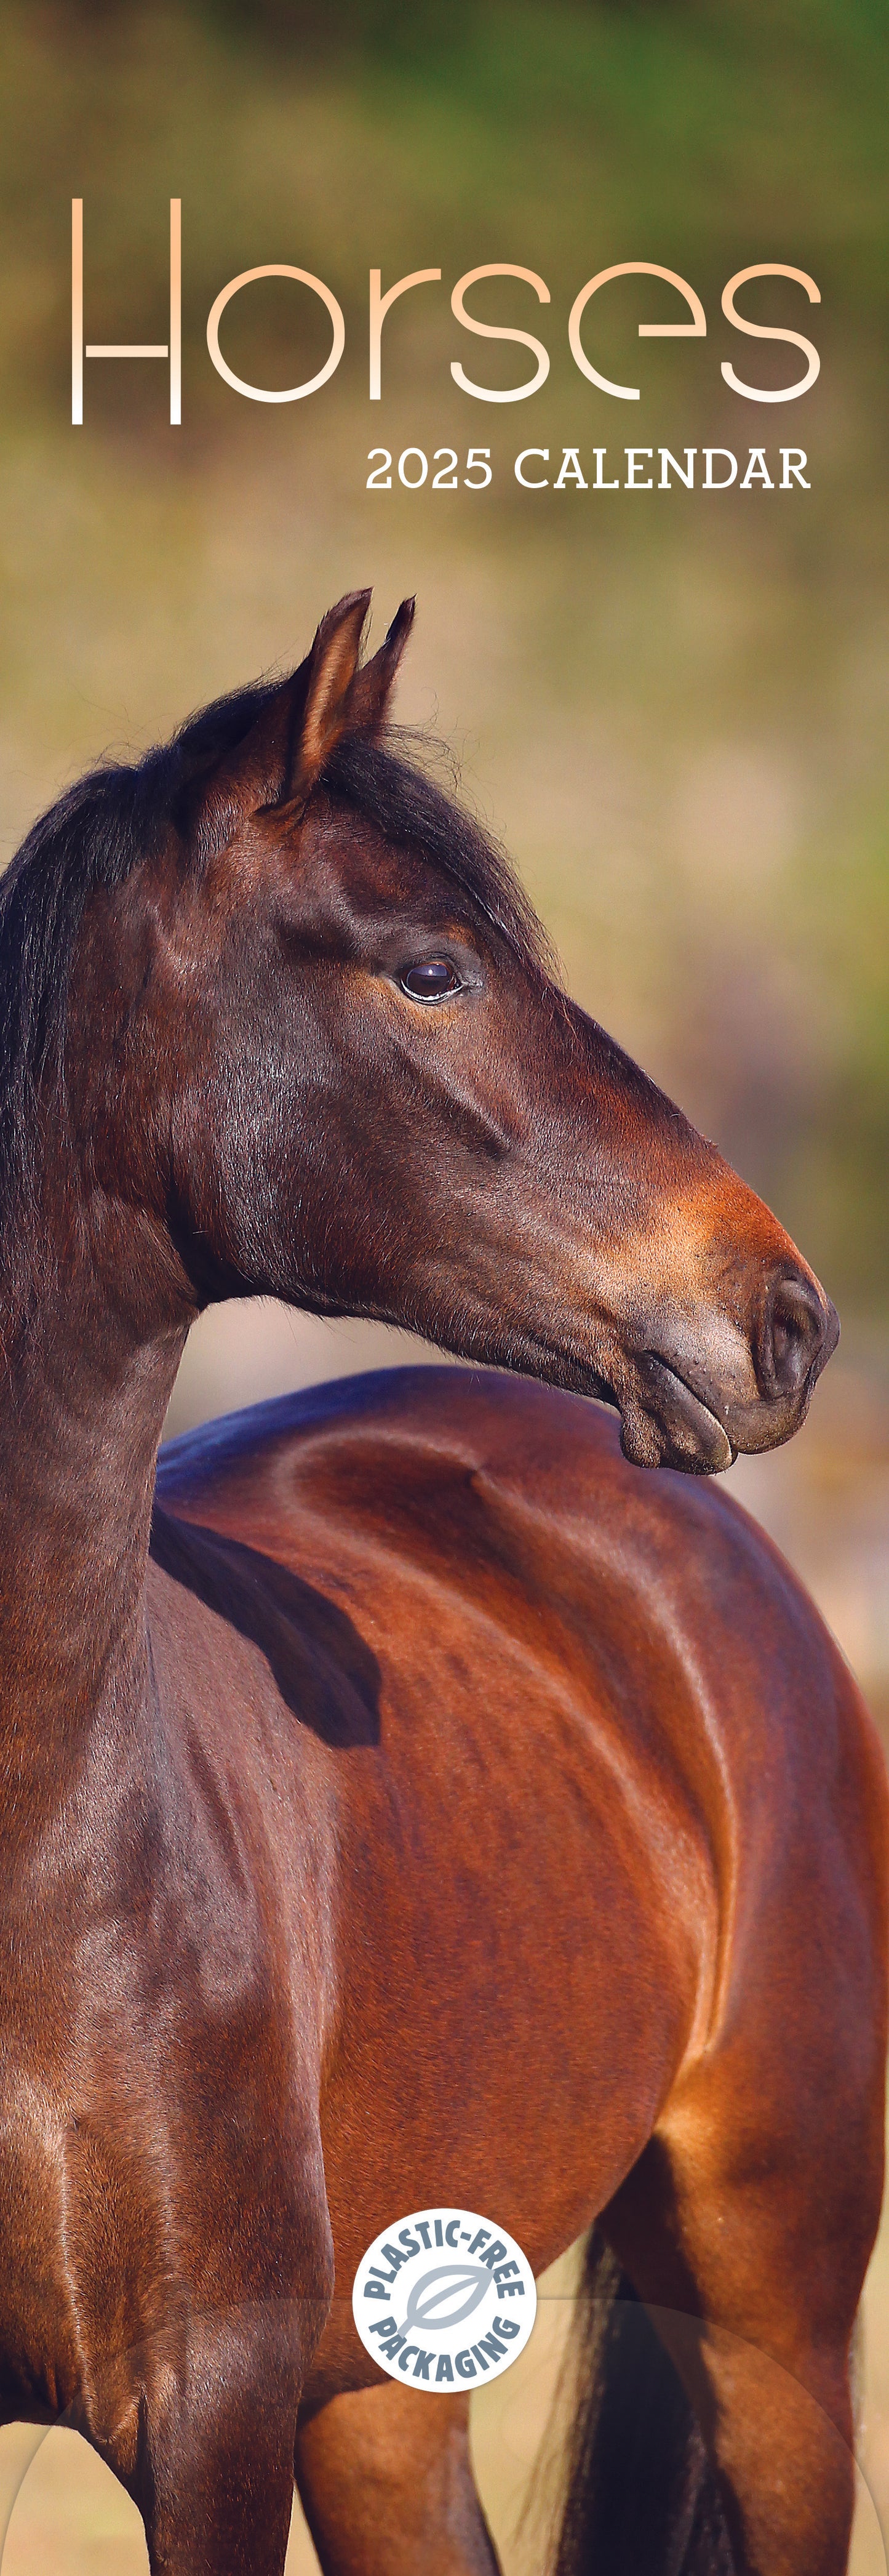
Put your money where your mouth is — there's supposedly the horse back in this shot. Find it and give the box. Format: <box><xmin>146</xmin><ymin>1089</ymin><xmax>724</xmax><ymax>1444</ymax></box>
<box><xmin>155</xmin><ymin>1362</ymin><xmax>888</xmax><ymax>2095</ymax></box>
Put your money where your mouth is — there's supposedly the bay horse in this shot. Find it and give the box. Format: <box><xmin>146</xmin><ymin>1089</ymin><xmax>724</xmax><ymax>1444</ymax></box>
<box><xmin>0</xmin><ymin>589</ymin><xmax>884</xmax><ymax>2576</ymax></box>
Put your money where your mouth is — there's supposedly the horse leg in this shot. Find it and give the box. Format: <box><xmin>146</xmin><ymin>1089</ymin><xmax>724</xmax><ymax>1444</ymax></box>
<box><xmin>127</xmin><ymin>2307</ymin><xmax>309</xmax><ymax>2576</ymax></box>
<box><xmin>554</xmin><ymin>1666</ymin><xmax>887</xmax><ymax>2576</ymax></box>
<box><xmin>591</xmin><ymin>2087</ymin><xmax>880</xmax><ymax>2576</ymax></box>
<box><xmin>295</xmin><ymin>2383</ymin><xmax>500</xmax><ymax>2575</ymax></box>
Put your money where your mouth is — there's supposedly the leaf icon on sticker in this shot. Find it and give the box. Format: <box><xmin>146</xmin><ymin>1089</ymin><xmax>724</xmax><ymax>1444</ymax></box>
<box><xmin>398</xmin><ymin>2263</ymin><xmax>492</xmax><ymax>2338</ymax></box>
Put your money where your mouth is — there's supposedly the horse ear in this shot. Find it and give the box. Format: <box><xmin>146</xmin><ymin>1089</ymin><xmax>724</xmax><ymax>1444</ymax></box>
<box><xmin>189</xmin><ymin>588</ymin><xmax>414</xmax><ymax>849</ymax></box>
<box><xmin>344</xmin><ymin>596</ymin><xmax>415</xmax><ymax>737</ymax></box>
<box><xmin>189</xmin><ymin>592</ymin><xmax>371</xmax><ymax>845</ymax></box>
<box><xmin>282</xmin><ymin>591</ymin><xmax>414</xmax><ymax>801</ymax></box>
<box><xmin>284</xmin><ymin>588</ymin><xmax>374</xmax><ymax>805</ymax></box>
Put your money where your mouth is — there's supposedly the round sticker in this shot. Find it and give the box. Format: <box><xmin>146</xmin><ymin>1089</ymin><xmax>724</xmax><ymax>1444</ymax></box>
<box><xmin>352</xmin><ymin>2205</ymin><xmax>537</xmax><ymax>2391</ymax></box>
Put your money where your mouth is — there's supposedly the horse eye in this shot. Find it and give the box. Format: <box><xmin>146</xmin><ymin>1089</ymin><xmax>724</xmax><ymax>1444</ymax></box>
<box><xmin>399</xmin><ymin>959</ymin><xmax>463</xmax><ymax>1001</ymax></box>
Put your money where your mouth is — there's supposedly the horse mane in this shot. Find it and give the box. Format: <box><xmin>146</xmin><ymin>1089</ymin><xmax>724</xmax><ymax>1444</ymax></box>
<box><xmin>0</xmin><ymin>674</ymin><xmax>551</xmax><ymax>1235</ymax></box>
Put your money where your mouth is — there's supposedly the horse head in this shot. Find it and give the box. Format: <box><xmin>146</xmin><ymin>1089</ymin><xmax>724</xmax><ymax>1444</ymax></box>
<box><xmin>41</xmin><ymin>589</ymin><xmax>836</xmax><ymax>1474</ymax></box>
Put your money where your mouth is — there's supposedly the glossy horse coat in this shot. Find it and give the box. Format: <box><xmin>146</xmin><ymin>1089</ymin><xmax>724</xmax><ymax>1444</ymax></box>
<box><xmin>0</xmin><ymin>592</ymin><xmax>882</xmax><ymax>2576</ymax></box>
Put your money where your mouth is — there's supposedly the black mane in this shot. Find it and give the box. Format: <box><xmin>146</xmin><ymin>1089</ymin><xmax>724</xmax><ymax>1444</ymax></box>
<box><xmin>0</xmin><ymin>675</ymin><xmax>549</xmax><ymax>1231</ymax></box>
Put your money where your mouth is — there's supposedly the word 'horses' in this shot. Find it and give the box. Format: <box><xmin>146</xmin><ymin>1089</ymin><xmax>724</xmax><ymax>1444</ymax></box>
<box><xmin>0</xmin><ymin>593</ymin><xmax>883</xmax><ymax>2576</ymax></box>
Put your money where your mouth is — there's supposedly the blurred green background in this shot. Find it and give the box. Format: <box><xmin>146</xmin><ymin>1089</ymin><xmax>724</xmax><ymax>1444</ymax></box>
<box><xmin>1</xmin><ymin>0</ymin><xmax>887</xmax><ymax>2565</ymax></box>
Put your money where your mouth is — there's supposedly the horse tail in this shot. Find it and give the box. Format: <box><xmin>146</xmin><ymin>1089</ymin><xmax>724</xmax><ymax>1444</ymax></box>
<box><xmin>552</xmin><ymin>2226</ymin><xmax>735</xmax><ymax>2574</ymax></box>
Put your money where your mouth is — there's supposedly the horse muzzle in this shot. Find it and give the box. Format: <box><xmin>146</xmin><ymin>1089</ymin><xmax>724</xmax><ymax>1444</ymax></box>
<box><xmin>619</xmin><ymin>1265</ymin><xmax>839</xmax><ymax>1475</ymax></box>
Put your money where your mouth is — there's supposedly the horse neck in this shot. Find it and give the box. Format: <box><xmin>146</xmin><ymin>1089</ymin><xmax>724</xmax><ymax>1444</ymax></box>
<box><xmin>0</xmin><ymin>1198</ymin><xmax>191</xmax><ymax>1759</ymax></box>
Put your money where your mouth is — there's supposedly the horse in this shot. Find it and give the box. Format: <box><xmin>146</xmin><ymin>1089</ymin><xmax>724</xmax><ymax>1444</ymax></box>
<box><xmin>0</xmin><ymin>587</ymin><xmax>883</xmax><ymax>2576</ymax></box>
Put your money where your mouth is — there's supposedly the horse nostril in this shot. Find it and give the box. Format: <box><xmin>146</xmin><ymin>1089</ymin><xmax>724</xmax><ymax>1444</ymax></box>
<box><xmin>760</xmin><ymin>1270</ymin><xmax>837</xmax><ymax>1399</ymax></box>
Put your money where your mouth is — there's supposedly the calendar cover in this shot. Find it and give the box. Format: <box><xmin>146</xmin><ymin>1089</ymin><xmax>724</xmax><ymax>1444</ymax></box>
<box><xmin>0</xmin><ymin>4</ymin><xmax>886</xmax><ymax>2570</ymax></box>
